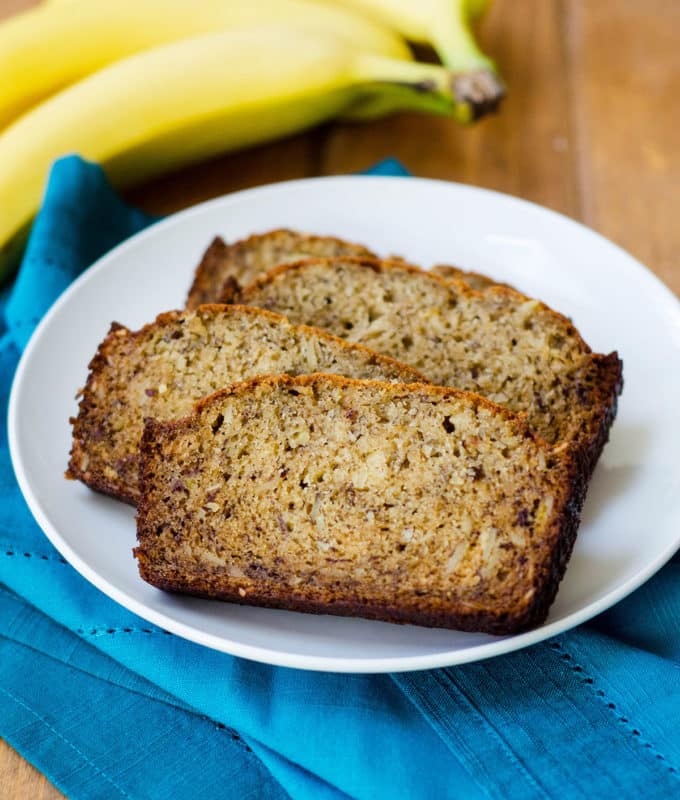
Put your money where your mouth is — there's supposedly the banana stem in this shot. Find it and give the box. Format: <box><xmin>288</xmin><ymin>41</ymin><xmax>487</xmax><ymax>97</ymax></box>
<box><xmin>431</xmin><ymin>1</ymin><xmax>505</xmax><ymax>119</ymax></box>
<box><xmin>351</xmin><ymin>53</ymin><xmax>472</xmax><ymax>123</ymax></box>
<box><xmin>342</xmin><ymin>85</ymin><xmax>456</xmax><ymax>122</ymax></box>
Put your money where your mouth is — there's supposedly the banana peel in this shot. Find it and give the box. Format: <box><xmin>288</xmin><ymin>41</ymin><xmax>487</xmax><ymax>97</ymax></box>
<box><xmin>0</xmin><ymin>27</ymin><xmax>478</xmax><ymax>284</ymax></box>
<box><xmin>0</xmin><ymin>1</ymin><xmax>506</xmax><ymax>283</ymax></box>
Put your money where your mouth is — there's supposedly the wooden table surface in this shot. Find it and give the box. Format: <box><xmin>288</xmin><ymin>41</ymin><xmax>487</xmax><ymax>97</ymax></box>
<box><xmin>1</xmin><ymin>0</ymin><xmax>678</xmax><ymax>797</ymax></box>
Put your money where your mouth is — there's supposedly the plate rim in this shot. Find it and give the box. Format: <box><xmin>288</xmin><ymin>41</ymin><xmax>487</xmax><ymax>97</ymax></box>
<box><xmin>8</xmin><ymin>174</ymin><xmax>680</xmax><ymax>673</ymax></box>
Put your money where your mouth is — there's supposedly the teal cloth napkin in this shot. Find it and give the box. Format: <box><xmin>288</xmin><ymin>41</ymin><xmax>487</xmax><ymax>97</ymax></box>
<box><xmin>2</xmin><ymin>156</ymin><xmax>680</xmax><ymax>800</ymax></box>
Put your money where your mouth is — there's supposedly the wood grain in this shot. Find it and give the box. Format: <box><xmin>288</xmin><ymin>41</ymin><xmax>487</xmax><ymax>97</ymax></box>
<box><xmin>1</xmin><ymin>0</ymin><xmax>678</xmax><ymax>797</ymax></box>
<box><xmin>126</xmin><ymin>129</ymin><xmax>326</xmax><ymax>216</ymax></box>
<box><xmin>566</xmin><ymin>0</ymin><xmax>680</xmax><ymax>293</ymax></box>
<box><xmin>0</xmin><ymin>738</ymin><xmax>65</xmax><ymax>800</ymax></box>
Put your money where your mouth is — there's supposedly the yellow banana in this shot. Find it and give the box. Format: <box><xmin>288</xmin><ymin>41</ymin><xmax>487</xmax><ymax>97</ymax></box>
<box><xmin>0</xmin><ymin>0</ymin><xmax>409</xmax><ymax>128</ymax></box>
<box><xmin>0</xmin><ymin>24</ymin><xmax>463</xmax><ymax>282</ymax></box>
<box><xmin>465</xmin><ymin>0</ymin><xmax>490</xmax><ymax>24</ymax></box>
<box><xmin>317</xmin><ymin>0</ymin><xmax>504</xmax><ymax>116</ymax></box>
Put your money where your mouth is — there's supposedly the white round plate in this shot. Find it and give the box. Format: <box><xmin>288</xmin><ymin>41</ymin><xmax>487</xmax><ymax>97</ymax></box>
<box><xmin>9</xmin><ymin>176</ymin><xmax>680</xmax><ymax>673</ymax></box>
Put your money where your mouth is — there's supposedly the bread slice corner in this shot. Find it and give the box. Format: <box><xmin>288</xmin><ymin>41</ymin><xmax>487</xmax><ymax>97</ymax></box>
<box><xmin>186</xmin><ymin>229</ymin><xmax>376</xmax><ymax>309</ymax></box>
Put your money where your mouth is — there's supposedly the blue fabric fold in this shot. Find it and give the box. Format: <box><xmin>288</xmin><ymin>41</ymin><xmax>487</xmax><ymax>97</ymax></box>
<box><xmin>0</xmin><ymin>588</ymin><xmax>283</xmax><ymax>800</ymax></box>
<box><xmin>1</xmin><ymin>155</ymin><xmax>679</xmax><ymax>800</ymax></box>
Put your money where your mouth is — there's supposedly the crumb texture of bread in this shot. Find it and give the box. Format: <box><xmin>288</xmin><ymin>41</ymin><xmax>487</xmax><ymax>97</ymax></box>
<box><xmin>237</xmin><ymin>258</ymin><xmax>623</xmax><ymax>471</ymax></box>
<box><xmin>67</xmin><ymin>305</ymin><xmax>423</xmax><ymax>504</ymax></box>
<box><xmin>136</xmin><ymin>374</ymin><xmax>585</xmax><ymax>634</ymax></box>
<box><xmin>186</xmin><ymin>229</ymin><xmax>375</xmax><ymax>309</ymax></box>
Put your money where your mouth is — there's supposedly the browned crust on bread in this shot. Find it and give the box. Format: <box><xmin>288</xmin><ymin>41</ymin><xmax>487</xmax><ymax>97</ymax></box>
<box><xmin>185</xmin><ymin>237</ymin><xmax>230</xmax><ymax>310</ymax></box>
<box><xmin>187</xmin><ymin>229</ymin><xmax>375</xmax><ymax>309</ymax></box>
<box><xmin>133</xmin><ymin>555</ymin><xmax>573</xmax><ymax>635</ymax></box>
<box><xmin>66</xmin><ymin>305</ymin><xmax>426</xmax><ymax>505</ymax></box>
<box><xmin>135</xmin><ymin>373</ymin><xmax>587</xmax><ymax>635</ymax></box>
<box><xmin>186</xmin><ymin>371</ymin><xmax>522</xmax><ymax>423</ymax></box>
<box><xmin>66</xmin><ymin>320</ymin><xmax>140</xmax><ymax>505</ymax></box>
<box><xmin>577</xmin><ymin>351</ymin><xmax>623</xmax><ymax>478</ymax></box>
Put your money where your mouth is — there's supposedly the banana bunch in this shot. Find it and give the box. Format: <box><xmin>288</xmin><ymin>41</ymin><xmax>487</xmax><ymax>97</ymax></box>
<box><xmin>0</xmin><ymin>0</ymin><xmax>503</xmax><ymax>281</ymax></box>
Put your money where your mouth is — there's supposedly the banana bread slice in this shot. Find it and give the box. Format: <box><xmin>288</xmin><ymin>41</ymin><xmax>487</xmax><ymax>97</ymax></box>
<box><xmin>66</xmin><ymin>304</ymin><xmax>424</xmax><ymax>505</ymax></box>
<box><xmin>186</xmin><ymin>229</ymin><xmax>375</xmax><ymax>309</ymax></box>
<box><xmin>135</xmin><ymin>373</ymin><xmax>585</xmax><ymax>634</ymax></box>
<box><xmin>432</xmin><ymin>264</ymin><xmax>513</xmax><ymax>291</ymax></box>
<box><xmin>233</xmin><ymin>257</ymin><xmax>623</xmax><ymax>474</ymax></box>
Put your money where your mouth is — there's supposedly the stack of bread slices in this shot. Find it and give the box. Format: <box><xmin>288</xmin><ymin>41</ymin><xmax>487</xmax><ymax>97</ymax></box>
<box><xmin>67</xmin><ymin>229</ymin><xmax>622</xmax><ymax>634</ymax></box>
